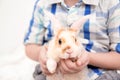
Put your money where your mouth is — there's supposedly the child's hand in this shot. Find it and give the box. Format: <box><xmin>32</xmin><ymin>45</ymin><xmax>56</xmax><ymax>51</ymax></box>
<box><xmin>59</xmin><ymin>50</ymin><xmax>89</xmax><ymax>74</ymax></box>
<box><xmin>38</xmin><ymin>45</ymin><xmax>51</xmax><ymax>75</ymax></box>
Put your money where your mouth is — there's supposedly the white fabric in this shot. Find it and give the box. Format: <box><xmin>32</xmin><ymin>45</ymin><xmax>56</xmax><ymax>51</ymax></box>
<box><xmin>0</xmin><ymin>45</ymin><xmax>38</xmax><ymax>80</ymax></box>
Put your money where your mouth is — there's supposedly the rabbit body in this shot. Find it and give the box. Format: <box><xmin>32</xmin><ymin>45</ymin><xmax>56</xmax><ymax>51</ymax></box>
<box><xmin>44</xmin><ymin>10</ymin><xmax>93</xmax><ymax>80</ymax></box>
<box><xmin>46</xmin><ymin>28</ymin><xmax>89</xmax><ymax>80</ymax></box>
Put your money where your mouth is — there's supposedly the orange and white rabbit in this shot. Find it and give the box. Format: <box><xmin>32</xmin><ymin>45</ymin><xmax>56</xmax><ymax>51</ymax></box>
<box><xmin>44</xmin><ymin>10</ymin><xmax>93</xmax><ymax>80</ymax></box>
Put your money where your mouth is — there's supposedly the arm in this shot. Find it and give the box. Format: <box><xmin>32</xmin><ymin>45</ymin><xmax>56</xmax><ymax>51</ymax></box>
<box><xmin>25</xmin><ymin>44</ymin><xmax>42</xmax><ymax>62</ymax></box>
<box><xmin>59</xmin><ymin>51</ymin><xmax>120</xmax><ymax>74</ymax></box>
<box><xmin>87</xmin><ymin>0</ymin><xmax>120</xmax><ymax>70</ymax></box>
<box><xmin>24</xmin><ymin>0</ymin><xmax>54</xmax><ymax>75</ymax></box>
<box><xmin>25</xmin><ymin>44</ymin><xmax>51</xmax><ymax>74</ymax></box>
<box><xmin>89</xmin><ymin>51</ymin><xmax>120</xmax><ymax>69</ymax></box>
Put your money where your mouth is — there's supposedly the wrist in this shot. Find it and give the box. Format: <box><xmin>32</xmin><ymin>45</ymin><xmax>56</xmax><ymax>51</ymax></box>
<box><xmin>87</xmin><ymin>52</ymin><xmax>100</xmax><ymax>67</ymax></box>
<box><xmin>86</xmin><ymin>51</ymin><xmax>92</xmax><ymax>65</ymax></box>
<box><xmin>38</xmin><ymin>45</ymin><xmax>47</xmax><ymax>60</ymax></box>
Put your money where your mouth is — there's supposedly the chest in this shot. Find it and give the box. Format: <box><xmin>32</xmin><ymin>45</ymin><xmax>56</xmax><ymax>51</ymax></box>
<box><xmin>44</xmin><ymin>4</ymin><xmax>108</xmax><ymax>38</ymax></box>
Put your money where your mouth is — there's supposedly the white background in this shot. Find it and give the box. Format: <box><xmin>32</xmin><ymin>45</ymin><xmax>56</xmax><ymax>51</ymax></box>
<box><xmin>0</xmin><ymin>0</ymin><xmax>38</xmax><ymax>80</ymax></box>
<box><xmin>0</xmin><ymin>0</ymin><xmax>35</xmax><ymax>55</ymax></box>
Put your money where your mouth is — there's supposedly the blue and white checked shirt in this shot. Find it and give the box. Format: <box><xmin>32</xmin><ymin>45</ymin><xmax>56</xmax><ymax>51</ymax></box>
<box><xmin>24</xmin><ymin>0</ymin><xmax>120</xmax><ymax>79</ymax></box>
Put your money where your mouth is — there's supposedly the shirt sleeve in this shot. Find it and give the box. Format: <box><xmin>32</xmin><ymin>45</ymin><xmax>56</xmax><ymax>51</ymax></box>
<box><xmin>24</xmin><ymin>0</ymin><xmax>46</xmax><ymax>45</ymax></box>
<box><xmin>107</xmin><ymin>2</ymin><xmax>120</xmax><ymax>53</ymax></box>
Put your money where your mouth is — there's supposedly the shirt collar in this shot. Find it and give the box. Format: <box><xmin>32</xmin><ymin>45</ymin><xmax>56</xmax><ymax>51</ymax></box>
<box><xmin>47</xmin><ymin>0</ymin><xmax>62</xmax><ymax>4</ymax></box>
<box><xmin>48</xmin><ymin>0</ymin><xmax>100</xmax><ymax>6</ymax></box>
<box><xmin>82</xmin><ymin>0</ymin><xmax>100</xmax><ymax>6</ymax></box>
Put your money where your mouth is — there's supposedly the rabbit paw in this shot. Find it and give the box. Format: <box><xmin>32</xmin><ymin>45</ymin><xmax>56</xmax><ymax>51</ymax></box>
<box><xmin>46</xmin><ymin>58</ymin><xmax>57</xmax><ymax>73</ymax></box>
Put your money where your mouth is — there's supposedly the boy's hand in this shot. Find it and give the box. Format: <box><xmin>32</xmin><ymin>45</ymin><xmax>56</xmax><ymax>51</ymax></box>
<box><xmin>38</xmin><ymin>45</ymin><xmax>51</xmax><ymax>75</ymax></box>
<box><xmin>59</xmin><ymin>50</ymin><xmax>89</xmax><ymax>74</ymax></box>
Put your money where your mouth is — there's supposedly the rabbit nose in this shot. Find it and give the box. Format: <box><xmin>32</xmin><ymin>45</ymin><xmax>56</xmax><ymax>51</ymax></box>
<box><xmin>63</xmin><ymin>46</ymin><xmax>73</xmax><ymax>54</ymax></box>
<box><xmin>66</xmin><ymin>48</ymin><xmax>73</xmax><ymax>54</ymax></box>
<box><xmin>66</xmin><ymin>49</ymin><xmax>73</xmax><ymax>54</ymax></box>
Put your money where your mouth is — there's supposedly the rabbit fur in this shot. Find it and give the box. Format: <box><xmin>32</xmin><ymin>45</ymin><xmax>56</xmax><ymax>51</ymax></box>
<box><xmin>44</xmin><ymin>10</ymin><xmax>93</xmax><ymax>80</ymax></box>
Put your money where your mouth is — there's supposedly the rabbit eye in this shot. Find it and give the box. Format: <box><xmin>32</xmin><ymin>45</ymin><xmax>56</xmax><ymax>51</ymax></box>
<box><xmin>58</xmin><ymin>39</ymin><xmax>62</xmax><ymax>45</ymax></box>
<box><xmin>73</xmin><ymin>36</ymin><xmax>77</xmax><ymax>42</ymax></box>
<box><xmin>75</xmin><ymin>38</ymin><xmax>77</xmax><ymax>42</ymax></box>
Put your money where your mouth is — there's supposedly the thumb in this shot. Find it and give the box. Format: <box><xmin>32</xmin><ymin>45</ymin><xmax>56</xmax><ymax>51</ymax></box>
<box><xmin>76</xmin><ymin>58</ymin><xmax>82</xmax><ymax>66</ymax></box>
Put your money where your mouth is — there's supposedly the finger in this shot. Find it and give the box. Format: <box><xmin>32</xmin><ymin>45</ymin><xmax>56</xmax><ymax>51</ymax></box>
<box><xmin>59</xmin><ymin>60</ymin><xmax>69</xmax><ymax>74</ymax></box>
<box><xmin>39</xmin><ymin>48</ymin><xmax>47</xmax><ymax>65</ymax></box>
<box><xmin>75</xmin><ymin>55</ymin><xmax>89</xmax><ymax>71</ymax></box>
<box><xmin>41</xmin><ymin>64</ymin><xmax>52</xmax><ymax>75</ymax></box>
<box><xmin>65</xmin><ymin>59</ymin><xmax>77</xmax><ymax>70</ymax></box>
<box><xmin>41</xmin><ymin>57</ymin><xmax>47</xmax><ymax>65</ymax></box>
<box><xmin>76</xmin><ymin>53</ymin><xmax>89</xmax><ymax>66</ymax></box>
<box><xmin>65</xmin><ymin>59</ymin><xmax>82</xmax><ymax>73</ymax></box>
<box><xmin>60</xmin><ymin>59</ymin><xmax>77</xmax><ymax>74</ymax></box>
<box><xmin>81</xmin><ymin>53</ymin><xmax>89</xmax><ymax>64</ymax></box>
<box><xmin>39</xmin><ymin>60</ymin><xmax>50</xmax><ymax>75</ymax></box>
<box><xmin>41</xmin><ymin>68</ymin><xmax>51</xmax><ymax>75</ymax></box>
<box><xmin>76</xmin><ymin>60</ymin><xmax>89</xmax><ymax>71</ymax></box>
<box><xmin>65</xmin><ymin>59</ymin><xmax>87</xmax><ymax>72</ymax></box>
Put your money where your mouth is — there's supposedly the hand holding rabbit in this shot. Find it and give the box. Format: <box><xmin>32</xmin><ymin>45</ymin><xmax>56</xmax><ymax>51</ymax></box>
<box><xmin>59</xmin><ymin>49</ymin><xmax>89</xmax><ymax>74</ymax></box>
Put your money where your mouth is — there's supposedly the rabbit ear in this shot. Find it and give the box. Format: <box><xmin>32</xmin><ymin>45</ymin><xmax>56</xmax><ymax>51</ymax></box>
<box><xmin>70</xmin><ymin>14</ymin><xmax>93</xmax><ymax>33</ymax></box>
<box><xmin>44</xmin><ymin>10</ymin><xmax>63</xmax><ymax>35</ymax></box>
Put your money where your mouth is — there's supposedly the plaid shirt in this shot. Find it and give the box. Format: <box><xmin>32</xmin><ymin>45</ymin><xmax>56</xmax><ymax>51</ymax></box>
<box><xmin>24</xmin><ymin>0</ymin><xmax>120</xmax><ymax>79</ymax></box>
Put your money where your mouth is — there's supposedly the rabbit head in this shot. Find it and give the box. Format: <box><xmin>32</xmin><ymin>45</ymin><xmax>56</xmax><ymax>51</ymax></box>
<box><xmin>44</xmin><ymin>10</ymin><xmax>92</xmax><ymax>60</ymax></box>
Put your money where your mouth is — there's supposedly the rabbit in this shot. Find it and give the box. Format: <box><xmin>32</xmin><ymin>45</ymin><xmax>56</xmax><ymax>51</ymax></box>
<box><xmin>43</xmin><ymin>10</ymin><xmax>93</xmax><ymax>80</ymax></box>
